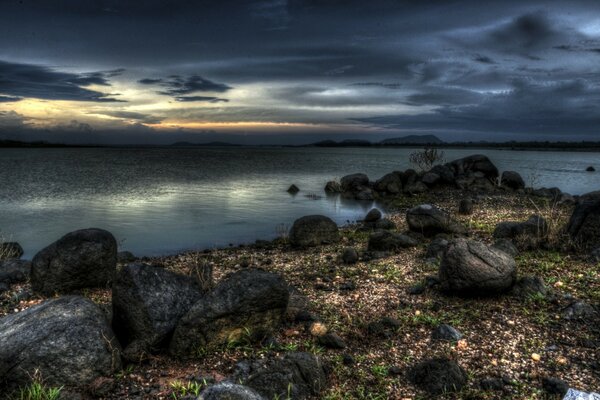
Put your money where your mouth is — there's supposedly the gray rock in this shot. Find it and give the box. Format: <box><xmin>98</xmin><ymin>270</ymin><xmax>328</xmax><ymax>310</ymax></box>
<box><xmin>364</xmin><ymin>208</ymin><xmax>382</xmax><ymax>223</ymax></box>
<box><xmin>317</xmin><ymin>333</ymin><xmax>346</xmax><ymax>349</ymax></box>
<box><xmin>408</xmin><ymin>358</ymin><xmax>467</xmax><ymax>395</ymax></box>
<box><xmin>285</xmin><ymin>286</ymin><xmax>311</xmax><ymax>322</ymax></box>
<box><xmin>0</xmin><ymin>296</ymin><xmax>121</xmax><ymax>388</ymax></box>
<box><xmin>112</xmin><ymin>263</ymin><xmax>203</xmax><ymax>360</ymax></box>
<box><xmin>31</xmin><ymin>228</ymin><xmax>117</xmax><ymax>295</ymax></box>
<box><xmin>431</xmin><ymin>324</ymin><xmax>463</xmax><ymax>341</ymax></box>
<box><xmin>0</xmin><ymin>242</ymin><xmax>23</xmax><ymax>260</ymax></box>
<box><xmin>492</xmin><ymin>239</ymin><xmax>519</xmax><ymax>257</ymax></box>
<box><xmin>532</xmin><ymin>187</ymin><xmax>562</xmax><ymax>200</ymax></box>
<box><xmin>287</xmin><ymin>184</ymin><xmax>300</xmax><ymax>194</ymax></box>
<box><xmin>232</xmin><ymin>352</ymin><xmax>327</xmax><ymax>400</ymax></box>
<box><xmin>567</xmin><ymin>195</ymin><xmax>600</xmax><ymax>250</ymax></box>
<box><xmin>511</xmin><ymin>276</ymin><xmax>547</xmax><ymax>299</ymax></box>
<box><xmin>407</xmin><ymin>204</ymin><xmax>466</xmax><ymax>237</ymax></box>
<box><xmin>501</xmin><ymin>171</ymin><xmax>525</xmax><ymax>190</ymax></box>
<box><xmin>341</xmin><ymin>247</ymin><xmax>359</xmax><ymax>264</ymax></box>
<box><xmin>375</xmin><ymin>172</ymin><xmax>402</xmax><ymax>194</ymax></box>
<box><xmin>590</xmin><ymin>247</ymin><xmax>600</xmax><ymax>263</ymax></box>
<box><xmin>324</xmin><ymin>181</ymin><xmax>342</xmax><ymax>193</ymax></box>
<box><xmin>404</xmin><ymin>181</ymin><xmax>428</xmax><ymax>194</ymax></box>
<box><xmin>374</xmin><ymin>218</ymin><xmax>396</xmax><ymax>230</ymax></box>
<box><xmin>368</xmin><ymin>230</ymin><xmax>418</xmax><ymax>252</ymax></box>
<box><xmin>170</xmin><ymin>269</ymin><xmax>289</xmax><ymax>357</ymax></box>
<box><xmin>425</xmin><ymin>238</ymin><xmax>449</xmax><ymax>260</ymax></box>
<box><xmin>421</xmin><ymin>172</ymin><xmax>440</xmax><ymax>186</ymax></box>
<box><xmin>0</xmin><ymin>259</ymin><xmax>31</xmax><ymax>284</ymax></box>
<box><xmin>458</xmin><ymin>199</ymin><xmax>474</xmax><ymax>215</ymax></box>
<box><xmin>429</xmin><ymin>164</ymin><xmax>455</xmax><ymax>184</ymax></box>
<box><xmin>289</xmin><ymin>215</ymin><xmax>339</xmax><ymax>247</ymax></box>
<box><xmin>198</xmin><ymin>382</ymin><xmax>264</xmax><ymax>400</ymax></box>
<box><xmin>562</xmin><ymin>301</ymin><xmax>598</xmax><ymax>321</ymax></box>
<box><xmin>117</xmin><ymin>251</ymin><xmax>136</xmax><ymax>263</ymax></box>
<box><xmin>542</xmin><ymin>377</ymin><xmax>569</xmax><ymax>396</ymax></box>
<box><xmin>340</xmin><ymin>173</ymin><xmax>369</xmax><ymax>192</ymax></box>
<box><xmin>493</xmin><ymin>215</ymin><xmax>548</xmax><ymax>240</ymax></box>
<box><xmin>439</xmin><ymin>238</ymin><xmax>516</xmax><ymax>295</ymax></box>
<box><xmin>447</xmin><ymin>154</ymin><xmax>499</xmax><ymax>181</ymax></box>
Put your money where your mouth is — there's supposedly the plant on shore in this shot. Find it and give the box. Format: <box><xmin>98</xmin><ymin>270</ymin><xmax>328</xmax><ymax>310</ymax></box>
<box><xmin>409</xmin><ymin>146</ymin><xmax>445</xmax><ymax>172</ymax></box>
<box><xmin>13</xmin><ymin>371</ymin><xmax>62</xmax><ymax>400</ymax></box>
<box><xmin>275</xmin><ymin>223</ymin><xmax>290</xmax><ymax>241</ymax></box>
<box><xmin>0</xmin><ymin>231</ymin><xmax>18</xmax><ymax>261</ymax></box>
<box><xmin>170</xmin><ymin>379</ymin><xmax>204</xmax><ymax>399</ymax></box>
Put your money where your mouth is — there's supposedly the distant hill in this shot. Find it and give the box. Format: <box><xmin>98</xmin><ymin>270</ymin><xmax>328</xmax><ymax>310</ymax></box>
<box><xmin>379</xmin><ymin>135</ymin><xmax>443</xmax><ymax>145</ymax></box>
<box><xmin>170</xmin><ymin>141</ymin><xmax>241</xmax><ymax>147</ymax></box>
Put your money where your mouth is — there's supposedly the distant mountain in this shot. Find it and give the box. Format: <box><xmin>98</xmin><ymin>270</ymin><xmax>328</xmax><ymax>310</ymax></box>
<box><xmin>379</xmin><ymin>135</ymin><xmax>444</xmax><ymax>145</ymax></box>
<box><xmin>170</xmin><ymin>141</ymin><xmax>241</xmax><ymax>147</ymax></box>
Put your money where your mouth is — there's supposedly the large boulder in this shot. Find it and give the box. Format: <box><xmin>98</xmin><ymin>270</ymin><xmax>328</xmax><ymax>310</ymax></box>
<box><xmin>429</xmin><ymin>164</ymin><xmax>455</xmax><ymax>184</ymax></box>
<box><xmin>368</xmin><ymin>230</ymin><xmax>418</xmax><ymax>252</ymax></box>
<box><xmin>0</xmin><ymin>259</ymin><xmax>31</xmax><ymax>284</ymax></box>
<box><xmin>0</xmin><ymin>242</ymin><xmax>23</xmax><ymax>260</ymax></box>
<box><xmin>324</xmin><ymin>181</ymin><xmax>342</xmax><ymax>194</ymax></box>
<box><xmin>112</xmin><ymin>263</ymin><xmax>203</xmax><ymax>360</ymax></box>
<box><xmin>0</xmin><ymin>296</ymin><xmax>121</xmax><ymax>388</ymax></box>
<box><xmin>446</xmin><ymin>154</ymin><xmax>499</xmax><ymax>181</ymax></box>
<box><xmin>501</xmin><ymin>171</ymin><xmax>525</xmax><ymax>190</ymax></box>
<box><xmin>170</xmin><ymin>269</ymin><xmax>289</xmax><ymax>357</ymax></box>
<box><xmin>567</xmin><ymin>195</ymin><xmax>600</xmax><ymax>250</ymax></box>
<box><xmin>31</xmin><ymin>228</ymin><xmax>117</xmax><ymax>295</ymax></box>
<box><xmin>199</xmin><ymin>382</ymin><xmax>264</xmax><ymax>400</ymax></box>
<box><xmin>439</xmin><ymin>238</ymin><xmax>517</xmax><ymax>295</ymax></box>
<box><xmin>289</xmin><ymin>215</ymin><xmax>339</xmax><ymax>247</ymax></box>
<box><xmin>374</xmin><ymin>172</ymin><xmax>402</xmax><ymax>194</ymax></box>
<box><xmin>493</xmin><ymin>215</ymin><xmax>548</xmax><ymax>240</ymax></box>
<box><xmin>231</xmin><ymin>352</ymin><xmax>327</xmax><ymax>400</ymax></box>
<box><xmin>340</xmin><ymin>173</ymin><xmax>369</xmax><ymax>192</ymax></box>
<box><xmin>407</xmin><ymin>204</ymin><xmax>466</xmax><ymax>237</ymax></box>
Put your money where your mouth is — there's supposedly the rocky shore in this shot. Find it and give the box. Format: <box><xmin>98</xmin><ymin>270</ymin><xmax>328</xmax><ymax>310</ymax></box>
<box><xmin>0</xmin><ymin>154</ymin><xmax>599</xmax><ymax>399</ymax></box>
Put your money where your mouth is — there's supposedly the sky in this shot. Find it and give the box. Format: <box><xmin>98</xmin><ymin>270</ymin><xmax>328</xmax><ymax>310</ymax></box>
<box><xmin>1</xmin><ymin>0</ymin><xmax>600</xmax><ymax>144</ymax></box>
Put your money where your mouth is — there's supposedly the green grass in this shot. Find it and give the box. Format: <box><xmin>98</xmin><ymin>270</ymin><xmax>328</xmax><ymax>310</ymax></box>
<box><xmin>14</xmin><ymin>382</ymin><xmax>62</xmax><ymax>400</ymax></box>
<box><xmin>170</xmin><ymin>380</ymin><xmax>204</xmax><ymax>399</ymax></box>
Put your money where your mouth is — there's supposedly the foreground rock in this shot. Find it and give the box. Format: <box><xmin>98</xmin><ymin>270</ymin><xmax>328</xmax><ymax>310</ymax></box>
<box><xmin>368</xmin><ymin>230</ymin><xmax>418</xmax><ymax>252</ymax></box>
<box><xmin>170</xmin><ymin>269</ymin><xmax>289</xmax><ymax>356</ymax></box>
<box><xmin>30</xmin><ymin>228</ymin><xmax>117</xmax><ymax>295</ymax></box>
<box><xmin>493</xmin><ymin>215</ymin><xmax>548</xmax><ymax>241</ymax></box>
<box><xmin>0</xmin><ymin>296</ymin><xmax>121</xmax><ymax>387</ymax></box>
<box><xmin>439</xmin><ymin>238</ymin><xmax>516</xmax><ymax>295</ymax></box>
<box><xmin>0</xmin><ymin>242</ymin><xmax>23</xmax><ymax>260</ymax></box>
<box><xmin>407</xmin><ymin>204</ymin><xmax>465</xmax><ymax>236</ymax></box>
<box><xmin>501</xmin><ymin>171</ymin><xmax>525</xmax><ymax>190</ymax></box>
<box><xmin>567</xmin><ymin>194</ymin><xmax>600</xmax><ymax>249</ymax></box>
<box><xmin>289</xmin><ymin>215</ymin><xmax>339</xmax><ymax>247</ymax></box>
<box><xmin>408</xmin><ymin>358</ymin><xmax>467</xmax><ymax>395</ymax></box>
<box><xmin>232</xmin><ymin>352</ymin><xmax>327</xmax><ymax>400</ymax></box>
<box><xmin>112</xmin><ymin>263</ymin><xmax>203</xmax><ymax>361</ymax></box>
<box><xmin>0</xmin><ymin>259</ymin><xmax>31</xmax><ymax>284</ymax></box>
<box><xmin>199</xmin><ymin>382</ymin><xmax>264</xmax><ymax>400</ymax></box>
<box><xmin>374</xmin><ymin>172</ymin><xmax>402</xmax><ymax>194</ymax></box>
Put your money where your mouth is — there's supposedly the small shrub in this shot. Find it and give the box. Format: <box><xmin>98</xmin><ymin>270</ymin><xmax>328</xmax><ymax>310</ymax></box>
<box><xmin>409</xmin><ymin>146</ymin><xmax>445</xmax><ymax>171</ymax></box>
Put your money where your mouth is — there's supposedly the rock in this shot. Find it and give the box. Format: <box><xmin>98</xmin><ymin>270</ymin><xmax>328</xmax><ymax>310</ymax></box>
<box><xmin>404</xmin><ymin>181</ymin><xmax>428</xmax><ymax>194</ymax></box>
<box><xmin>342</xmin><ymin>354</ymin><xmax>355</xmax><ymax>365</ymax></box>
<box><xmin>287</xmin><ymin>184</ymin><xmax>300</xmax><ymax>194</ymax></box>
<box><xmin>0</xmin><ymin>296</ymin><xmax>121</xmax><ymax>388</ymax></box>
<box><xmin>232</xmin><ymin>352</ymin><xmax>327</xmax><ymax>400</ymax></box>
<box><xmin>112</xmin><ymin>263</ymin><xmax>203</xmax><ymax>360</ymax></box>
<box><xmin>493</xmin><ymin>215</ymin><xmax>548</xmax><ymax>240</ymax></box>
<box><xmin>407</xmin><ymin>358</ymin><xmax>467</xmax><ymax>395</ymax></box>
<box><xmin>402</xmin><ymin>169</ymin><xmax>418</xmax><ymax>186</ymax></box>
<box><xmin>364</xmin><ymin>208</ymin><xmax>382</xmax><ymax>223</ymax></box>
<box><xmin>0</xmin><ymin>282</ymin><xmax>8</xmax><ymax>294</ymax></box>
<box><xmin>421</xmin><ymin>172</ymin><xmax>440</xmax><ymax>186</ymax></box>
<box><xmin>493</xmin><ymin>239</ymin><xmax>519</xmax><ymax>257</ymax></box>
<box><xmin>317</xmin><ymin>333</ymin><xmax>346</xmax><ymax>349</ymax></box>
<box><xmin>567</xmin><ymin>195</ymin><xmax>600</xmax><ymax>250</ymax></box>
<box><xmin>590</xmin><ymin>247</ymin><xmax>600</xmax><ymax>263</ymax></box>
<box><xmin>407</xmin><ymin>284</ymin><xmax>425</xmax><ymax>295</ymax></box>
<box><xmin>354</xmin><ymin>188</ymin><xmax>375</xmax><ymax>201</ymax></box>
<box><xmin>374</xmin><ymin>218</ymin><xmax>396</xmax><ymax>230</ymax></box>
<box><xmin>480</xmin><ymin>378</ymin><xmax>505</xmax><ymax>391</ymax></box>
<box><xmin>340</xmin><ymin>173</ymin><xmax>369</xmax><ymax>192</ymax></box>
<box><xmin>388</xmin><ymin>366</ymin><xmax>402</xmax><ymax>376</ymax></box>
<box><xmin>407</xmin><ymin>204</ymin><xmax>466</xmax><ymax>237</ymax></box>
<box><xmin>341</xmin><ymin>247</ymin><xmax>359</xmax><ymax>264</ymax></box>
<box><xmin>0</xmin><ymin>242</ymin><xmax>23</xmax><ymax>260</ymax></box>
<box><xmin>289</xmin><ymin>215</ymin><xmax>339</xmax><ymax>247</ymax></box>
<box><xmin>30</xmin><ymin>228</ymin><xmax>117</xmax><ymax>295</ymax></box>
<box><xmin>586</xmin><ymin>166</ymin><xmax>595</xmax><ymax>172</ymax></box>
<box><xmin>431</xmin><ymin>324</ymin><xmax>463</xmax><ymax>341</ymax></box>
<box><xmin>117</xmin><ymin>251</ymin><xmax>136</xmax><ymax>263</ymax></box>
<box><xmin>447</xmin><ymin>154</ymin><xmax>499</xmax><ymax>181</ymax></box>
<box><xmin>170</xmin><ymin>269</ymin><xmax>289</xmax><ymax>356</ymax></box>
<box><xmin>511</xmin><ymin>276</ymin><xmax>547</xmax><ymax>299</ymax></box>
<box><xmin>324</xmin><ymin>181</ymin><xmax>342</xmax><ymax>193</ymax></box>
<box><xmin>375</xmin><ymin>172</ymin><xmax>402</xmax><ymax>194</ymax></box>
<box><xmin>439</xmin><ymin>238</ymin><xmax>516</xmax><ymax>295</ymax></box>
<box><xmin>368</xmin><ymin>230</ymin><xmax>418</xmax><ymax>252</ymax></box>
<box><xmin>532</xmin><ymin>187</ymin><xmax>562</xmax><ymax>200</ymax></box>
<box><xmin>458</xmin><ymin>199</ymin><xmax>474</xmax><ymax>215</ymax></box>
<box><xmin>367</xmin><ymin>317</ymin><xmax>401</xmax><ymax>338</ymax></box>
<box><xmin>562</xmin><ymin>301</ymin><xmax>598</xmax><ymax>321</ymax></box>
<box><xmin>286</xmin><ymin>287</ymin><xmax>311</xmax><ymax>322</ymax></box>
<box><xmin>501</xmin><ymin>171</ymin><xmax>525</xmax><ymax>190</ymax></box>
<box><xmin>0</xmin><ymin>259</ymin><xmax>31</xmax><ymax>284</ymax></box>
<box><xmin>199</xmin><ymin>382</ymin><xmax>264</xmax><ymax>400</ymax></box>
<box><xmin>542</xmin><ymin>377</ymin><xmax>569</xmax><ymax>396</ymax></box>
<box><xmin>425</xmin><ymin>238</ymin><xmax>449</xmax><ymax>260</ymax></box>
<box><xmin>430</xmin><ymin>164</ymin><xmax>455</xmax><ymax>184</ymax></box>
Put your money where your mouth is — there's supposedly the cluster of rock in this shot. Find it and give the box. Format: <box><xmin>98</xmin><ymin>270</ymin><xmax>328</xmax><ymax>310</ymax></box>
<box><xmin>0</xmin><ymin>228</ymin><xmax>329</xmax><ymax>398</ymax></box>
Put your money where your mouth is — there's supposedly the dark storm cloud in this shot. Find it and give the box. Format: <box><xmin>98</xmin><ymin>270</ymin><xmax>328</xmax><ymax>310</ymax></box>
<box><xmin>351</xmin><ymin>82</ymin><xmax>402</xmax><ymax>89</ymax></box>
<box><xmin>0</xmin><ymin>60</ymin><xmax>124</xmax><ymax>102</ymax></box>
<box><xmin>0</xmin><ymin>95</ymin><xmax>22</xmax><ymax>102</ymax></box>
<box><xmin>158</xmin><ymin>75</ymin><xmax>231</xmax><ymax>95</ymax></box>
<box><xmin>138</xmin><ymin>78</ymin><xmax>163</xmax><ymax>85</ymax></box>
<box><xmin>174</xmin><ymin>96</ymin><xmax>229</xmax><ymax>103</ymax></box>
<box><xmin>93</xmin><ymin>111</ymin><xmax>164</xmax><ymax>124</ymax></box>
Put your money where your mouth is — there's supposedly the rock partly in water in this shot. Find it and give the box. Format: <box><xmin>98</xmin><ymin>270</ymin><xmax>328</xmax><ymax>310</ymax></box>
<box><xmin>407</xmin><ymin>204</ymin><xmax>466</xmax><ymax>237</ymax></box>
<box><xmin>30</xmin><ymin>228</ymin><xmax>117</xmax><ymax>295</ymax></box>
<box><xmin>368</xmin><ymin>230</ymin><xmax>418</xmax><ymax>252</ymax></box>
<box><xmin>341</xmin><ymin>247</ymin><xmax>359</xmax><ymax>265</ymax></box>
<box><xmin>375</xmin><ymin>172</ymin><xmax>402</xmax><ymax>194</ymax></box>
<box><xmin>0</xmin><ymin>296</ymin><xmax>121</xmax><ymax>388</ymax></box>
<box><xmin>340</xmin><ymin>173</ymin><xmax>369</xmax><ymax>193</ymax></box>
<box><xmin>289</xmin><ymin>215</ymin><xmax>339</xmax><ymax>247</ymax></box>
<box><xmin>112</xmin><ymin>263</ymin><xmax>203</xmax><ymax>361</ymax></box>
<box><xmin>170</xmin><ymin>269</ymin><xmax>289</xmax><ymax>357</ymax></box>
<box><xmin>447</xmin><ymin>154</ymin><xmax>499</xmax><ymax>181</ymax></box>
<box><xmin>232</xmin><ymin>352</ymin><xmax>327</xmax><ymax>400</ymax></box>
<box><xmin>439</xmin><ymin>238</ymin><xmax>516</xmax><ymax>295</ymax></box>
<box><xmin>0</xmin><ymin>259</ymin><xmax>31</xmax><ymax>284</ymax></box>
<box><xmin>324</xmin><ymin>181</ymin><xmax>342</xmax><ymax>194</ymax></box>
<box><xmin>287</xmin><ymin>184</ymin><xmax>300</xmax><ymax>194</ymax></box>
<box><xmin>199</xmin><ymin>382</ymin><xmax>264</xmax><ymax>400</ymax></box>
<box><xmin>500</xmin><ymin>171</ymin><xmax>525</xmax><ymax>190</ymax></box>
<box><xmin>586</xmin><ymin>166</ymin><xmax>595</xmax><ymax>172</ymax></box>
<box><xmin>407</xmin><ymin>358</ymin><xmax>468</xmax><ymax>395</ymax></box>
<box><xmin>0</xmin><ymin>242</ymin><xmax>23</xmax><ymax>260</ymax></box>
